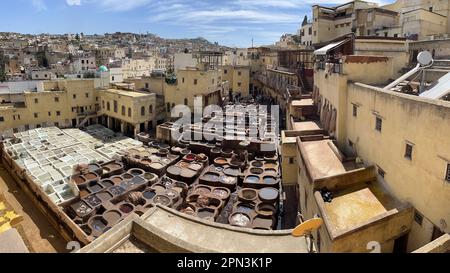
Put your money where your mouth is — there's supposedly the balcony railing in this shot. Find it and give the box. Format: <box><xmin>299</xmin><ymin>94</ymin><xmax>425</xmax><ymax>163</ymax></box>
<box><xmin>316</xmin><ymin>61</ymin><xmax>343</xmax><ymax>74</ymax></box>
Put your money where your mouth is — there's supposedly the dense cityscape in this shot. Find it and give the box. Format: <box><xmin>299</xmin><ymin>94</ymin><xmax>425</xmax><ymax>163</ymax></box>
<box><xmin>0</xmin><ymin>0</ymin><xmax>449</xmax><ymax>255</ymax></box>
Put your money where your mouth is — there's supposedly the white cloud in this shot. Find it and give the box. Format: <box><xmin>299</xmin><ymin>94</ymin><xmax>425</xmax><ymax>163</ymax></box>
<box><xmin>66</xmin><ymin>0</ymin><xmax>81</xmax><ymax>6</ymax></box>
<box><xmin>31</xmin><ymin>0</ymin><xmax>47</xmax><ymax>11</ymax></box>
<box><xmin>94</xmin><ymin>0</ymin><xmax>152</xmax><ymax>12</ymax></box>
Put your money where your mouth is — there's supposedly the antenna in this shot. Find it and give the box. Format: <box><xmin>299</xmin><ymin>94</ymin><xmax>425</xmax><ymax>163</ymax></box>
<box><xmin>252</xmin><ymin>37</ymin><xmax>254</xmax><ymax>48</ymax></box>
<box><xmin>292</xmin><ymin>217</ymin><xmax>323</xmax><ymax>253</ymax></box>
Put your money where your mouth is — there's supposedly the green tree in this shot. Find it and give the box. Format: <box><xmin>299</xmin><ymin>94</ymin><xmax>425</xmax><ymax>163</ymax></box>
<box><xmin>0</xmin><ymin>69</ymin><xmax>7</xmax><ymax>82</ymax></box>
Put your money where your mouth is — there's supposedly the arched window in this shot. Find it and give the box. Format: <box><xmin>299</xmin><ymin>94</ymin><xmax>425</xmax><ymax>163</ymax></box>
<box><xmin>128</xmin><ymin>107</ymin><xmax>131</xmax><ymax>117</ymax></box>
<box><xmin>141</xmin><ymin>106</ymin><xmax>145</xmax><ymax>116</ymax></box>
<box><xmin>149</xmin><ymin>105</ymin><xmax>153</xmax><ymax>114</ymax></box>
<box><xmin>121</xmin><ymin>106</ymin><xmax>125</xmax><ymax>116</ymax></box>
<box><xmin>107</xmin><ymin>102</ymin><xmax>110</xmax><ymax>111</ymax></box>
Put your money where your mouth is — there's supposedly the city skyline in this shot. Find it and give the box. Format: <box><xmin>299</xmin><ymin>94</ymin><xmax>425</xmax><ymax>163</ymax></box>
<box><xmin>4</xmin><ymin>0</ymin><xmax>392</xmax><ymax>47</ymax></box>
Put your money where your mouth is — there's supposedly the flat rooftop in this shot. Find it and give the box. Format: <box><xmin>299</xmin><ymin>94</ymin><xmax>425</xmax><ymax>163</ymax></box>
<box><xmin>321</xmin><ymin>182</ymin><xmax>404</xmax><ymax>233</ymax></box>
<box><xmin>298</xmin><ymin>139</ymin><xmax>347</xmax><ymax>180</ymax></box>
<box><xmin>292</xmin><ymin>120</ymin><xmax>321</xmax><ymax>132</ymax></box>
<box><xmin>291</xmin><ymin>99</ymin><xmax>314</xmax><ymax>107</ymax></box>
<box><xmin>103</xmin><ymin>88</ymin><xmax>154</xmax><ymax>98</ymax></box>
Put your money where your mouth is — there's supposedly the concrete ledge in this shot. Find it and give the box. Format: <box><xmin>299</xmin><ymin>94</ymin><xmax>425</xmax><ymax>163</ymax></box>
<box><xmin>412</xmin><ymin>234</ymin><xmax>450</xmax><ymax>253</ymax></box>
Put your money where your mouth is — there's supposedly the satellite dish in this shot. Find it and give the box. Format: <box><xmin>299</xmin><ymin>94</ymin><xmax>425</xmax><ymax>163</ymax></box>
<box><xmin>292</xmin><ymin>217</ymin><xmax>323</xmax><ymax>237</ymax></box>
<box><xmin>417</xmin><ymin>51</ymin><xmax>433</xmax><ymax>66</ymax></box>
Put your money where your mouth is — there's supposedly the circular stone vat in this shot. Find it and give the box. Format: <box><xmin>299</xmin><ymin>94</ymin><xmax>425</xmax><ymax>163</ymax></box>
<box><xmin>264</xmin><ymin>162</ymin><xmax>278</xmax><ymax>169</ymax></box>
<box><xmin>250</xmin><ymin>168</ymin><xmax>264</xmax><ymax>175</ymax></box>
<box><xmin>149</xmin><ymin>162</ymin><xmax>164</xmax><ymax>170</ymax></box>
<box><xmin>194</xmin><ymin>185</ymin><xmax>212</xmax><ymax>195</ymax></box>
<box><xmin>235</xmin><ymin>202</ymin><xmax>255</xmax><ymax>215</ymax></box>
<box><xmin>141</xmin><ymin>158</ymin><xmax>152</xmax><ymax>165</ymax></box>
<box><xmin>244</xmin><ymin>175</ymin><xmax>260</xmax><ymax>183</ymax></box>
<box><xmin>128</xmin><ymin>168</ymin><xmax>144</xmax><ymax>176</ymax></box>
<box><xmin>239</xmin><ymin>188</ymin><xmax>258</xmax><ymax>202</ymax></box>
<box><xmin>223</xmin><ymin>167</ymin><xmax>240</xmax><ymax>177</ymax></box>
<box><xmin>255</xmin><ymin>203</ymin><xmax>277</xmax><ymax>217</ymax></box>
<box><xmin>151</xmin><ymin>184</ymin><xmax>167</xmax><ymax>194</ymax></box>
<box><xmin>179</xmin><ymin>204</ymin><xmax>196</xmax><ymax>216</ymax></box>
<box><xmin>197</xmin><ymin>208</ymin><xmax>216</xmax><ymax>221</ymax></box>
<box><xmin>251</xmin><ymin>161</ymin><xmax>263</xmax><ymax>168</ymax></box>
<box><xmin>119</xmin><ymin>203</ymin><xmax>134</xmax><ymax>214</ymax></box>
<box><xmin>258</xmin><ymin>188</ymin><xmax>279</xmax><ymax>203</ymax></box>
<box><xmin>153</xmin><ymin>195</ymin><xmax>171</xmax><ymax>206</ymax></box>
<box><xmin>121</xmin><ymin>173</ymin><xmax>134</xmax><ymax>180</ymax></box>
<box><xmin>143</xmin><ymin>190</ymin><xmax>156</xmax><ymax>200</ymax></box>
<box><xmin>100</xmin><ymin>179</ymin><xmax>114</xmax><ymax>188</ymax></box>
<box><xmin>211</xmin><ymin>187</ymin><xmax>230</xmax><ymax>200</ymax></box>
<box><xmin>183</xmin><ymin>154</ymin><xmax>196</xmax><ymax>162</ymax></box>
<box><xmin>108</xmin><ymin>186</ymin><xmax>126</xmax><ymax>196</ymax></box>
<box><xmin>84</xmin><ymin>172</ymin><xmax>99</xmax><ymax>181</ymax></box>
<box><xmin>167</xmin><ymin>165</ymin><xmax>182</xmax><ymax>176</ymax></box>
<box><xmin>84</xmin><ymin>194</ymin><xmax>102</xmax><ymax>207</ymax></box>
<box><xmin>110</xmin><ymin>176</ymin><xmax>123</xmax><ymax>185</ymax></box>
<box><xmin>203</xmin><ymin>172</ymin><xmax>220</xmax><ymax>182</ymax></box>
<box><xmin>143</xmin><ymin>173</ymin><xmax>157</xmax><ymax>183</ymax></box>
<box><xmin>264</xmin><ymin>168</ymin><xmax>277</xmax><ymax>176</ymax></box>
<box><xmin>189</xmin><ymin>163</ymin><xmax>203</xmax><ymax>171</ymax></box>
<box><xmin>262</xmin><ymin>176</ymin><xmax>277</xmax><ymax>185</ymax></box>
<box><xmin>103</xmin><ymin>210</ymin><xmax>121</xmax><ymax>225</ymax></box>
<box><xmin>164</xmin><ymin>189</ymin><xmax>179</xmax><ymax>201</ymax></box>
<box><xmin>72</xmin><ymin>175</ymin><xmax>86</xmax><ymax>185</ymax></box>
<box><xmin>214</xmin><ymin>157</ymin><xmax>228</xmax><ymax>166</ymax></box>
<box><xmin>229</xmin><ymin>212</ymin><xmax>251</xmax><ymax>227</ymax></box>
<box><xmin>158</xmin><ymin>148</ymin><xmax>169</xmax><ymax>157</ymax></box>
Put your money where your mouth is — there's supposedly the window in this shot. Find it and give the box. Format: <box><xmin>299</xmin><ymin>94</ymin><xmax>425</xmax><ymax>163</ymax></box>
<box><xmin>113</xmin><ymin>100</ymin><xmax>118</xmax><ymax>113</ymax></box>
<box><xmin>0</xmin><ymin>116</ymin><xmax>4</xmax><ymax>122</ymax></box>
<box><xmin>141</xmin><ymin>106</ymin><xmax>145</xmax><ymax>116</ymax></box>
<box><xmin>238</xmin><ymin>71</ymin><xmax>242</xmax><ymax>76</ymax></box>
<box><xmin>102</xmin><ymin>100</ymin><xmax>105</xmax><ymax>109</ymax></box>
<box><xmin>405</xmin><ymin>143</ymin><xmax>413</xmax><ymax>160</ymax></box>
<box><xmin>55</xmin><ymin>122</ymin><xmax>59</xmax><ymax>127</ymax></box>
<box><xmin>44</xmin><ymin>74</ymin><xmax>48</xmax><ymax>78</ymax></box>
<box><xmin>24</xmin><ymin>124</ymin><xmax>29</xmax><ymax>130</ymax></box>
<box><xmin>73</xmin><ymin>94</ymin><xmax>77</xmax><ymax>99</ymax></box>
<box><xmin>34</xmin><ymin>113</ymin><xmax>38</xmax><ymax>118</ymax></box>
<box><xmin>111</xmin><ymin>76</ymin><xmax>115</xmax><ymax>81</ymax></box>
<box><xmin>149</xmin><ymin>105</ymin><xmax>153</xmax><ymax>114</ymax></box>
<box><xmin>107</xmin><ymin>102</ymin><xmax>110</xmax><ymax>111</ymax></box>
<box><xmin>54</xmin><ymin>97</ymin><xmax>59</xmax><ymax>102</ymax></box>
<box><xmin>56</xmin><ymin>111</ymin><xmax>61</xmax><ymax>116</ymax></box>
<box><xmin>17</xmin><ymin>115</ymin><xmax>20</xmax><ymax>120</ymax></box>
<box><xmin>182</xmin><ymin>78</ymin><xmax>185</xmax><ymax>83</ymax></box>
<box><xmin>167</xmin><ymin>103</ymin><xmax>171</xmax><ymax>113</ymax></box>
<box><xmin>85</xmin><ymin>93</ymin><xmax>89</xmax><ymax>98</ymax></box>
<box><xmin>414</xmin><ymin>211</ymin><xmax>423</xmax><ymax>226</ymax></box>
<box><xmin>128</xmin><ymin>108</ymin><xmax>132</xmax><ymax>117</ymax></box>
<box><xmin>375</xmin><ymin>116</ymin><xmax>382</xmax><ymax>132</ymax></box>
<box><xmin>184</xmin><ymin>98</ymin><xmax>188</xmax><ymax>105</ymax></box>
<box><xmin>122</xmin><ymin>106</ymin><xmax>125</xmax><ymax>116</ymax></box>
<box><xmin>145</xmin><ymin>83</ymin><xmax>149</xmax><ymax>89</ymax></box>
<box><xmin>446</xmin><ymin>163</ymin><xmax>450</xmax><ymax>182</ymax></box>
<box><xmin>34</xmin><ymin>98</ymin><xmax>38</xmax><ymax>103</ymax></box>
<box><xmin>238</xmin><ymin>82</ymin><xmax>242</xmax><ymax>87</ymax></box>
<box><xmin>194</xmin><ymin>79</ymin><xmax>198</xmax><ymax>85</ymax></box>
<box><xmin>352</xmin><ymin>105</ymin><xmax>358</xmax><ymax>117</ymax></box>
<box><xmin>224</xmin><ymin>70</ymin><xmax>227</xmax><ymax>74</ymax></box>
<box><xmin>289</xmin><ymin>157</ymin><xmax>295</xmax><ymax>164</ymax></box>
<box><xmin>48</xmin><ymin>112</ymin><xmax>51</xmax><ymax>116</ymax></box>
<box><xmin>96</xmin><ymin>97</ymin><xmax>98</xmax><ymax>102</ymax></box>
<box><xmin>429</xmin><ymin>7</ymin><xmax>433</xmax><ymax>12</ymax></box>
<box><xmin>377</xmin><ymin>166</ymin><xmax>386</xmax><ymax>178</ymax></box>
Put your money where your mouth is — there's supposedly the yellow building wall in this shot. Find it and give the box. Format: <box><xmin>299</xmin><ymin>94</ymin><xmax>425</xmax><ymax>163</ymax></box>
<box><xmin>345</xmin><ymin>82</ymin><xmax>450</xmax><ymax>249</ymax></box>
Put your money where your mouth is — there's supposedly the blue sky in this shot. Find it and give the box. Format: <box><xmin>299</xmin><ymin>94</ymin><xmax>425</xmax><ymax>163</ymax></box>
<box><xmin>3</xmin><ymin>0</ymin><xmax>392</xmax><ymax>47</ymax></box>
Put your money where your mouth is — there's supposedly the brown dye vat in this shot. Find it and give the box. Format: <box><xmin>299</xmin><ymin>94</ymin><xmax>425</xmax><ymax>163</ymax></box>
<box><xmin>229</xmin><ymin>212</ymin><xmax>251</xmax><ymax>227</ymax></box>
<box><xmin>121</xmin><ymin>173</ymin><xmax>134</xmax><ymax>180</ymax></box>
<box><xmin>103</xmin><ymin>162</ymin><xmax>123</xmax><ymax>173</ymax></box>
<box><xmin>258</xmin><ymin>187</ymin><xmax>279</xmax><ymax>203</ymax></box>
<box><xmin>151</xmin><ymin>184</ymin><xmax>167</xmax><ymax>194</ymax></box>
<box><xmin>197</xmin><ymin>207</ymin><xmax>217</xmax><ymax>221</ymax></box>
<box><xmin>179</xmin><ymin>203</ymin><xmax>197</xmax><ymax>216</ymax></box>
<box><xmin>211</xmin><ymin>187</ymin><xmax>230</xmax><ymax>200</ymax></box>
<box><xmin>238</xmin><ymin>188</ymin><xmax>258</xmax><ymax>202</ymax></box>
<box><xmin>127</xmin><ymin>191</ymin><xmax>146</xmax><ymax>206</ymax></box>
<box><xmin>178</xmin><ymin>161</ymin><xmax>190</xmax><ymax>169</ymax></box>
<box><xmin>103</xmin><ymin>210</ymin><xmax>122</xmax><ymax>226</ymax></box>
<box><xmin>110</xmin><ymin>176</ymin><xmax>123</xmax><ymax>185</ymax></box>
<box><xmin>249</xmin><ymin>168</ymin><xmax>264</xmax><ymax>175</ymax></box>
<box><xmin>252</xmin><ymin>215</ymin><xmax>274</xmax><ymax>230</ymax></box>
<box><xmin>84</xmin><ymin>172</ymin><xmax>99</xmax><ymax>181</ymax></box>
<box><xmin>153</xmin><ymin>195</ymin><xmax>171</xmax><ymax>206</ymax></box>
<box><xmin>97</xmin><ymin>191</ymin><xmax>113</xmax><ymax>202</ymax></box>
<box><xmin>194</xmin><ymin>185</ymin><xmax>212</xmax><ymax>195</ymax></box>
<box><xmin>214</xmin><ymin>157</ymin><xmax>228</xmax><ymax>166</ymax></box>
<box><xmin>264</xmin><ymin>162</ymin><xmax>278</xmax><ymax>169</ymax></box>
<box><xmin>141</xmin><ymin>158</ymin><xmax>153</xmax><ymax>166</ymax></box>
<box><xmin>167</xmin><ymin>165</ymin><xmax>182</xmax><ymax>180</ymax></box>
<box><xmin>119</xmin><ymin>203</ymin><xmax>134</xmax><ymax>214</ymax></box>
<box><xmin>149</xmin><ymin>162</ymin><xmax>164</xmax><ymax>170</ymax></box>
<box><xmin>79</xmin><ymin>189</ymin><xmax>90</xmax><ymax>198</ymax></box>
<box><xmin>128</xmin><ymin>168</ymin><xmax>145</xmax><ymax>176</ymax></box>
<box><xmin>255</xmin><ymin>203</ymin><xmax>277</xmax><ymax>217</ymax></box>
<box><xmin>72</xmin><ymin>175</ymin><xmax>87</xmax><ymax>186</ymax></box>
